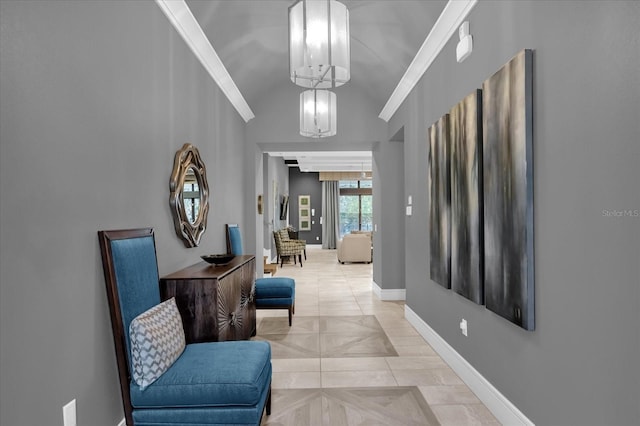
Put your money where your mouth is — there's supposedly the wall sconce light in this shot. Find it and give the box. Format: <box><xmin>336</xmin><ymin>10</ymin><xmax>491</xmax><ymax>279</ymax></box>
<box><xmin>289</xmin><ymin>0</ymin><xmax>350</xmax><ymax>88</ymax></box>
<box><xmin>456</xmin><ymin>21</ymin><xmax>473</xmax><ymax>63</ymax></box>
<box><xmin>300</xmin><ymin>89</ymin><xmax>337</xmax><ymax>138</ymax></box>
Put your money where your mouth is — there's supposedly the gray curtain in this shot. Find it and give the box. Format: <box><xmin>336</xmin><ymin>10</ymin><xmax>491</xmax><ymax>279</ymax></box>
<box><xmin>322</xmin><ymin>181</ymin><xmax>339</xmax><ymax>249</ymax></box>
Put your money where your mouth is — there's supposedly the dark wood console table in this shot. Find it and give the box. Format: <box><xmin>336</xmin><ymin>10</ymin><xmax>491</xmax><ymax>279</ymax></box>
<box><xmin>160</xmin><ymin>255</ymin><xmax>256</xmax><ymax>343</ymax></box>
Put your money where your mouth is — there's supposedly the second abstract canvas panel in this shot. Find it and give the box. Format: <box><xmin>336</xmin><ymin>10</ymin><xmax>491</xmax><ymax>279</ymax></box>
<box><xmin>450</xmin><ymin>89</ymin><xmax>484</xmax><ymax>305</ymax></box>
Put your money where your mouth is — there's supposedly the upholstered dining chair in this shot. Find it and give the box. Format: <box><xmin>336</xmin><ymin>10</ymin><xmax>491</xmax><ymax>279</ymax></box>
<box><xmin>226</xmin><ymin>224</ymin><xmax>296</xmax><ymax>326</ymax></box>
<box><xmin>98</xmin><ymin>228</ymin><xmax>272</xmax><ymax>426</ymax></box>
<box><xmin>286</xmin><ymin>226</ymin><xmax>306</xmax><ymax>260</ymax></box>
<box><xmin>273</xmin><ymin>228</ymin><xmax>305</xmax><ymax>267</ymax></box>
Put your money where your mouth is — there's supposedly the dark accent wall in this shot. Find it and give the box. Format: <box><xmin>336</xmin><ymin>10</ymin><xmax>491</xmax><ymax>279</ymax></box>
<box><xmin>390</xmin><ymin>1</ymin><xmax>640</xmax><ymax>425</ymax></box>
<box><xmin>289</xmin><ymin>168</ymin><xmax>322</xmax><ymax>245</ymax></box>
<box><xmin>0</xmin><ymin>2</ymin><xmax>248</xmax><ymax>424</ymax></box>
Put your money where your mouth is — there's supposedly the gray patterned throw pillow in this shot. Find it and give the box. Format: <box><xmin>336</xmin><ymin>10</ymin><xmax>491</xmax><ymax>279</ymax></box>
<box><xmin>129</xmin><ymin>298</ymin><xmax>185</xmax><ymax>390</ymax></box>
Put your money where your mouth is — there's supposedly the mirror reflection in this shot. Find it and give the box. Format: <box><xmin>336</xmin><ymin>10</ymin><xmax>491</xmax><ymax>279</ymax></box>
<box><xmin>182</xmin><ymin>167</ymin><xmax>201</xmax><ymax>224</ymax></box>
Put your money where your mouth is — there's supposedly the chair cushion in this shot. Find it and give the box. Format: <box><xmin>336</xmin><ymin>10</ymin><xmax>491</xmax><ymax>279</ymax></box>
<box><xmin>130</xmin><ymin>340</ymin><xmax>272</xmax><ymax>409</ymax></box>
<box><xmin>256</xmin><ymin>297</ymin><xmax>293</xmax><ymax>308</ymax></box>
<box><xmin>255</xmin><ymin>278</ymin><xmax>295</xmax><ymax>299</ymax></box>
<box><xmin>110</xmin><ymin>235</ymin><xmax>162</xmax><ymax>366</ymax></box>
<box><xmin>129</xmin><ymin>298</ymin><xmax>186</xmax><ymax>390</ymax></box>
<box><xmin>277</xmin><ymin>228</ymin><xmax>291</xmax><ymax>242</ymax></box>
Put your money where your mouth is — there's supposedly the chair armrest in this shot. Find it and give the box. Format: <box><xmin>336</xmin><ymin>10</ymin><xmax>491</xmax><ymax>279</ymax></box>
<box><xmin>290</xmin><ymin>239</ymin><xmax>306</xmax><ymax>249</ymax></box>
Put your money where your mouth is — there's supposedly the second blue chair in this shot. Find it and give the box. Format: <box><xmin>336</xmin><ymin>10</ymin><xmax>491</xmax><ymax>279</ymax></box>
<box><xmin>226</xmin><ymin>224</ymin><xmax>295</xmax><ymax>326</ymax></box>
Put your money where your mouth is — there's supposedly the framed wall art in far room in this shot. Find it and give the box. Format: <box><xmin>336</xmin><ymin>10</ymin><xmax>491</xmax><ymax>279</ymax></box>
<box><xmin>298</xmin><ymin>195</ymin><xmax>311</xmax><ymax>231</ymax></box>
<box><xmin>280</xmin><ymin>195</ymin><xmax>289</xmax><ymax>220</ymax></box>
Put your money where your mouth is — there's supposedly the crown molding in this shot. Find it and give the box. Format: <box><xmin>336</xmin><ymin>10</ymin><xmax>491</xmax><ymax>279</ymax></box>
<box><xmin>378</xmin><ymin>0</ymin><xmax>478</xmax><ymax>122</ymax></box>
<box><xmin>155</xmin><ymin>0</ymin><xmax>255</xmax><ymax>122</ymax></box>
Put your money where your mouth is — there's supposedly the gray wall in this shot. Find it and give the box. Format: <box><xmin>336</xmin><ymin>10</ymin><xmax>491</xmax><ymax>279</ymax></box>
<box><xmin>263</xmin><ymin>155</ymin><xmax>289</xmax><ymax>256</ymax></box>
<box><xmin>390</xmin><ymin>1</ymin><xmax>640</xmax><ymax>424</ymax></box>
<box><xmin>372</xmin><ymin>140</ymin><xmax>405</xmax><ymax>290</ymax></box>
<box><xmin>0</xmin><ymin>1</ymin><xmax>248</xmax><ymax>425</ymax></box>
<box><xmin>3</xmin><ymin>1</ymin><xmax>638</xmax><ymax>425</ymax></box>
<box><xmin>246</xmin><ymin>80</ymin><xmax>387</xmax><ymax>145</ymax></box>
<box><xmin>289</xmin><ymin>169</ymin><xmax>322</xmax><ymax>244</ymax></box>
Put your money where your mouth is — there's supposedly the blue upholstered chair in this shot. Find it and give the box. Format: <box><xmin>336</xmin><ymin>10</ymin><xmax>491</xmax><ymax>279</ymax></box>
<box><xmin>226</xmin><ymin>224</ymin><xmax>296</xmax><ymax>326</ymax></box>
<box><xmin>98</xmin><ymin>228</ymin><xmax>271</xmax><ymax>426</ymax></box>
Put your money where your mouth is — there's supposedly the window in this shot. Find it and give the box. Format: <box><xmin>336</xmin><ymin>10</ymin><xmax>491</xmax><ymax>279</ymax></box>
<box><xmin>339</xmin><ymin>180</ymin><xmax>372</xmax><ymax>238</ymax></box>
<box><xmin>183</xmin><ymin>180</ymin><xmax>200</xmax><ymax>224</ymax></box>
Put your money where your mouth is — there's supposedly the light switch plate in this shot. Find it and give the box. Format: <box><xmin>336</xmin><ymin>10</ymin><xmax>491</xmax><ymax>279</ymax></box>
<box><xmin>63</xmin><ymin>399</ymin><xmax>76</xmax><ymax>426</ymax></box>
<box><xmin>460</xmin><ymin>319</ymin><xmax>468</xmax><ymax>337</ymax></box>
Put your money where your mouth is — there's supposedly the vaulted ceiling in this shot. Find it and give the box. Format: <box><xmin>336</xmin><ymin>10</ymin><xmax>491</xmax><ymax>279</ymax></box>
<box><xmin>173</xmin><ymin>1</ymin><xmax>457</xmax><ymax>171</ymax></box>
<box><xmin>186</xmin><ymin>0</ymin><xmax>447</xmax><ymax>113</ymax></box>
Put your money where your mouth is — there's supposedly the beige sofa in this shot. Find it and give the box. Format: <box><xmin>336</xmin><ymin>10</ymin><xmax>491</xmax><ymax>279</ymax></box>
<box><xmin>350</xmin><ymin>230</ymin><xmax>372</xmax><ymax>240</ymax></box>
<box><xmin>337</xmin><ymin>233</ymin><xmax>372</xmax><ymax>264</ymax></box>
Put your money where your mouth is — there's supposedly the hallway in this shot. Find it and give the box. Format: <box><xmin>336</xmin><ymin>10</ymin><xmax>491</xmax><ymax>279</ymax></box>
<box><xmin>255</xmin><ymin>247</ymin><xmax>500</xmax><ymax>425</ymax></box>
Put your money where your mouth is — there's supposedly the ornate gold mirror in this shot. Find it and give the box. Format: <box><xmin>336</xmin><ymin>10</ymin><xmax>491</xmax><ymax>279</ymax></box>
<box><xmin>170</xmin><ymin>143</ymin><xmax>209</xmax><ymax>247</ymax></box>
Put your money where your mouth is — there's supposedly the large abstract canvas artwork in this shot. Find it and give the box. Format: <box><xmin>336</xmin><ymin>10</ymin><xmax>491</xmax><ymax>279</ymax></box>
<box><xmin>483</xmin><ymin>49</ymin><xmax>534</xmax><ymax>330</ymax></box>
<box><xmin>450</xmin><ymin>89</ymin><xmax>484</xmax><ymax>305</ymax></box>
<box><xmin>428</xmin><ymin>114</ymin><xmax>451</xmax><ymax>289</ymax></box>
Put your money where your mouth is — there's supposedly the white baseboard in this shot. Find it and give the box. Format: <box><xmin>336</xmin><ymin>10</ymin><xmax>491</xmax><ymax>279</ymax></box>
<box><xmin>116</xmin><ymin>418</ymin><xmax>126</xmax><ymax>426</ymax></box>
<box><xmin>372</xmin><ymin>281</ymin><xmax>406</xmax><ymax>301</ymax></box>
<box><xmin>404</xmin><ymin>306</ymin><xmax>535</xmax><ymax>426</ymax></box>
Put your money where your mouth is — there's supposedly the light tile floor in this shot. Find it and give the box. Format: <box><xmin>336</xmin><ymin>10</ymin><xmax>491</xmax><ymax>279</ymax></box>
<box><xmin>256</xmin><ymin>247</ymin><xmax>500</xmax><ymax>425</ymax></box>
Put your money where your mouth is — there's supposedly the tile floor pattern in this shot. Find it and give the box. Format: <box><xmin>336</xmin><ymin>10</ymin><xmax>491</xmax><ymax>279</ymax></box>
<box><xmin>255</xmin><ymin>247</ymin><xmax>500</xmax><ymax>426</ymax></box>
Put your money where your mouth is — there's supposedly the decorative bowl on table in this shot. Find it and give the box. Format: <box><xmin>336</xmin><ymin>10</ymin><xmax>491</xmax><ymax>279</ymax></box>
<box><xmin>201</xmin><ymin>254</ymin><xmax>235</xmax><ymax>266</ymax></box>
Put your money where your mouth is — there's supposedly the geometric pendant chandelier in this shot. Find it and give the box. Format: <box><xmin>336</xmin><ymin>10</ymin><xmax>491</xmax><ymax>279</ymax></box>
<box><xmin>289</xmin><ymin>0</ymin><xmax>350</xmax><ymax>89</ymax></box>
<box><xmin>300</xmin><ymin>89</ymin><xmax>337</xmax><ymax>138</ymax></box>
